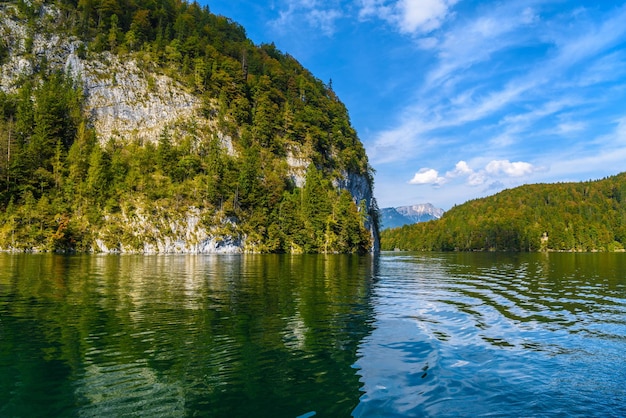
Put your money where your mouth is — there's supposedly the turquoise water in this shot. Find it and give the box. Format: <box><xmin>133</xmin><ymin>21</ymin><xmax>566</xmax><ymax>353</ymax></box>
<box><xmin>1</xmin><ymin>252</ymin><xmax>625</xmax><ymax>417</ymax></box>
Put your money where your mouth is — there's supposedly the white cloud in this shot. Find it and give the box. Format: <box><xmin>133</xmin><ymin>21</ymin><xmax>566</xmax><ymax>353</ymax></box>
<box><xmin>307</xmin><ymin>8</ymin><xmax>343</xmax><ymax>34</ymax></box>
<box><xmin>425</xmin><ymin>4</ymin><xmax>539</xmax><ymax>88</ymax></box>
<box><xmin>575</xmin><ymin>51</ymin><xmax>626</xmax><ymax>87</ymax></box>
<box><xmin>537</xmin><ymin>121</ymin><xmax>626</xmax><ymax>179</ymax></box>
<box><xmin>359</xmin><ymin>0</ymin><xmax>392</xmax><ymax>19</ymax></box>
<box><xmin>365</xmin><ymin>4</ymin><xmax>547</xmax><ymax>167</ymax></box>
<box><xmin>446</xmin><ymin>160</ymin><xmax>473</xmax><ymax>177</ymax></box>
<box><xmin>417</xmin><ymin>36</ymin><xmax>438</xmax><ymax>49</ymax></box>
<box><xmin>468</xmin><ymin>171</ymin><xmax>487</xmax><ymax>186</ymax></box>
<box><xmin>555</xmin><ymin>122</ymin><xmax>586</xmax><ymax>135</ymax></box>
<box><xmin>548</xmin><ymin>5</ymin><xmax>626</xmax><ymax>71</ymax></box>
<box><xmin>615</xmin><ymin>117</ymin><xmax>626</xmax><ymax>140</ymax></box>
<box><xmin>359</xmin><ymin>0</ymin><xmax>457</xmax><ymax>34</ymax></box>
<box><xmin>369</xmin><ymin>3</ymin><xmax>626</xmax><ymax>172</ymax></box>
<box><xmin>485</xmin><ymin>160</ymin><xmax>536</xmax><ymax>177</ymax></box>
<box><xmin>397</xmin><ymin>0</ymin><xmax>457</xmax><ymax>33</ymax></box>
<box><xmin>409</xmin><ymin>168</ymin><xmax>446</xmax><ymax>185</ymax></box>
<box><xmin>487</xmin><ymin>98</ymin><xmax>585</xmax><ymax>148</ymax></box>
<box><xmin>436</xmin><ymin>159</ymin><xmax>538</xmax><ymax>187</ymax></box>
<box><xmin>447</xmin><ymin>81</ymin><xmax>535</xmax><ymax>125</ymax></box>
<box><xmin>362</xmin><ymin>2</ymin><xmax>626</xmax><ymax>209</ymax></box>
<box><xmin>270</xmin><ymin>0</ymin><xmax>343</xmax><ymax>36</ymax></box>
<box><xmin>445</xmin><ymin>160</ymin><xmax>485</xmax><ymax>185</ymax></box>
<box><xmin>520</xmin><ymin>7</ymin><xmax>538</xmax><ymax>25</ymax></box>
<box><xmin>366</xmin><ymin>112</ymin><xmax>438</xmax><ymax>164</ymax></box>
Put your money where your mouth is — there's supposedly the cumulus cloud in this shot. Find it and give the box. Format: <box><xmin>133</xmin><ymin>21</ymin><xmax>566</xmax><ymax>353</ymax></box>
<box><xmin>485</xmin><ymin>159</ymin><xmax>536</xmax><ymax>177</ymax></box>
<box><xmin>359</xmin><ymin>0</ymin><xmax>457</xmax><ymax>34</ymax></box>
<box><xmin>408</xmin><ymin>168</ymin><xmax>446</xmax><ymax>185</ymax></box>
<box><xmin>447</xmin><ymin>160</ymin><xmax>473</xmax><ymax>177</ymax></box>
<box><xmin>414</xmin><ymin>159</ymin><xmax>538</xmax><ymax>188</ymax></box>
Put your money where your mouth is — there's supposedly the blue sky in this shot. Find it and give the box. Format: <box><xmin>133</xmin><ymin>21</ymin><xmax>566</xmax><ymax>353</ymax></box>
<box><xmin>205</xmin><ymin>1</ymin><xmax>626</xmax><ymax>210</ymax></box>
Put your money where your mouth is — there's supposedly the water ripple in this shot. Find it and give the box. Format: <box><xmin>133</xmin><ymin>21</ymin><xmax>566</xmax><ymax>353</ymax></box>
<box><xmin>354</xmin><ymin>252</ymin><xmax>626</xmax><ymax>417</ymax></box>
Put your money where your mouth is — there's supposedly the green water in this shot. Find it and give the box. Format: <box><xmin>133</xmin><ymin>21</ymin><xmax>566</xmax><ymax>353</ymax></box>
<box><xmin>0</xmin><ymin>254</ymin><xmax>375</xmax><ymax>417</ymax></box>
<box><xmin>1</xmin><ymin>252</ymin><xmax>625</xmax><ymax>417</ymax></box>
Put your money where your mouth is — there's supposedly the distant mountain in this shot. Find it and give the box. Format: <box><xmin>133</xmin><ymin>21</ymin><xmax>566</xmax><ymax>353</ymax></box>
<box><xmin>380</xmin><ymin>204</ymin><xmax>444</xmax><ymax>230</ymax></box>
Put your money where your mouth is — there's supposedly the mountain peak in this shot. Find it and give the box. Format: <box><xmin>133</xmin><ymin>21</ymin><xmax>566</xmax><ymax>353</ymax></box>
<box><xmin>380</xmin><ymin>203</ymin><xmax>444</xmax><ymax>230</ymax></box>
<box><xmin>396</xmin><ymin>203</ymin><xmax>444</xmax><ymax>219</ymax></box>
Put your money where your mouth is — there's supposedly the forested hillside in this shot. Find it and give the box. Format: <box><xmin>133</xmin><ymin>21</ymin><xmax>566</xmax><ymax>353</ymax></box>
<box><xmin>0</xmin><ymin>0</ymin><xmax>379</xmax><ymax>253</ymax></box>
<box><xmin>381</xmin><ymin>173</ymin><xmax>626</xmax><ymax>252</ymax></box>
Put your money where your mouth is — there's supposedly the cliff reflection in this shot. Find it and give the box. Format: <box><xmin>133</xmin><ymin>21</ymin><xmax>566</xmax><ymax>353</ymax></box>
<box><xmin>0</xmin><ymin>253</ymin><xmax>376</xmax><ymax>417</ymax></box>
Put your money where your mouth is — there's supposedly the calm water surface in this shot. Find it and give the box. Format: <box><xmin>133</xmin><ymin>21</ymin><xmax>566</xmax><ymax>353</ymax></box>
<box><xmin>1</xmin><ymin>252</ymin><xmax>625</xmax><ymax>417</ymax></box>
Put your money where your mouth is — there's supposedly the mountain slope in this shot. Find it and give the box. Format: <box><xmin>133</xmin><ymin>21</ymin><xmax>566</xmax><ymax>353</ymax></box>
<box><xmin>381</xmin><ymin>173</ymin><xmax>626</xmax><ymax>252</ymax></box>
<box><xmin>380</xmin><ymin>204</ymin><xmax>443</xmax><ymax>230</ymax></box>
<box><xmin>0</xmin><ymin>0</ymin><xmax>379</xmax><ymax>253</ymax></box>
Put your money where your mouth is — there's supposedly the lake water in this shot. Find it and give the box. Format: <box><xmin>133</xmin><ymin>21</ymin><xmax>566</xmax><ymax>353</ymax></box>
<box><xmin>1</xmin><ymin>252</ymin><xmax>625</xmax><ymax>417</ymax></box>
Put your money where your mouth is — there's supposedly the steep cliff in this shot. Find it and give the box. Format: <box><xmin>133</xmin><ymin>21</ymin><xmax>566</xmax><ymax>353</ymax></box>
<box><xmin>0</xmin><ymin>0</ymin><xmax>379</xmax><ymax>253</ymax></box>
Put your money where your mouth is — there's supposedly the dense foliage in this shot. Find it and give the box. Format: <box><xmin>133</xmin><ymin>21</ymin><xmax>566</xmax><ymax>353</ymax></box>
<box><xmin>0</xmin><ymin>0</ymin><xmax>375</xmax><ymax>253</ymax></box>
<box><xmin>381</xmin><ymin>173</ymin><xmax>626</xmax><ymax>252</ymax></box>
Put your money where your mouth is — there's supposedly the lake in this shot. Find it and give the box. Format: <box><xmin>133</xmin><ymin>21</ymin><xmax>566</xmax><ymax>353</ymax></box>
<box><xmin>1</xmin><ymin>252</ymin><xmax>625</xmax><ymax>417</ymax></box>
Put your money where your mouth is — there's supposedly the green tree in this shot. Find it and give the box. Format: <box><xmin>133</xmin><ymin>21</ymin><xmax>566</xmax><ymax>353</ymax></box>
<box><xmin>108</xmin><ymin>13</ymin><xmax>120</xmax><ymax>51</ymax></box>
<box><xmin>86</xmin><ymin>145</ymin><xmax>111</xmax><ymax>201</ymax></box>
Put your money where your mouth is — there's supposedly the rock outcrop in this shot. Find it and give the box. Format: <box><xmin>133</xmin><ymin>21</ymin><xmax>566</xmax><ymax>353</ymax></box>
<box><xmin>334</xmin><ymin>171</ymin><xmax>380</xmax><ymax>252</ymax></box>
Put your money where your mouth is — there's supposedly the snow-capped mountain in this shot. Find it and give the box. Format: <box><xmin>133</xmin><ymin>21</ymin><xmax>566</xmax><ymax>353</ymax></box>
<box><xmin>380</xmin><ymin>204</ymin><xmax>444</xmax><ymax>230</ymax></box>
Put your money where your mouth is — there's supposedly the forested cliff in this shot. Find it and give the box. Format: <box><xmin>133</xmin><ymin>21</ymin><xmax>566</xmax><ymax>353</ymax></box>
<box><xmin>0</xmin><ymin>0</ymin><xmax>380</xmax><ymax>253</ymax></box>
<box><xmin>381</xmin><ymin>173</ymin><xmax>626</xmax><ymax>252</ymax></box>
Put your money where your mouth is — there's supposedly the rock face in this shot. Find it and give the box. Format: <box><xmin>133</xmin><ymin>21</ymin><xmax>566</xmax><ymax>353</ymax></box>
<box><xmin>93</xmin><ymin>207</ymin><xmax>244</xmax><ymax>254</ymax></box>
<box><xmin>74</xmin><ymin>54</ymin><xmax>202</xmax><ymax>143</ymax></box>
<box><xmin>334</xmin><ymin>171</ymin><xmax>380</xmax><ymax>252</ymax></box>
<box><xmin>380</xmin><ymin>204</ymin><xmax>444</xmax><ymax>230</ymax></box>
<box><xmin>1</xmin><ymin>5</ymin><xmax>203</xmax><ymax>144</ymax></box>
<box><xmin>0</xmin><ymin>3</ymin><xmax>380</xmax><ymax>253</ymax></box>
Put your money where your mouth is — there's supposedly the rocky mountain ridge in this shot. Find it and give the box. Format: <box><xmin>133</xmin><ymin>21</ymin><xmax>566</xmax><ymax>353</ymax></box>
<box><xmin>380</xmin><ymin>203</ymin><xmax>444</xmax><ymax>230</ymax></box>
